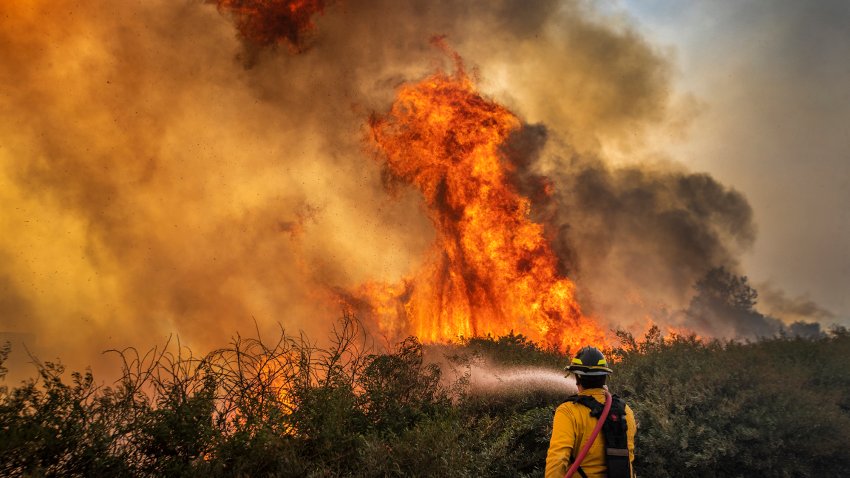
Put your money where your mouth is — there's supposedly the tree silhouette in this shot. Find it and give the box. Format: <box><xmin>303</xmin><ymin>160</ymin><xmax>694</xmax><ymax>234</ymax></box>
<box><xmin>687</xmin><ymin>267</ymin><xmax>781</xmax><ymax>337</ymax></box>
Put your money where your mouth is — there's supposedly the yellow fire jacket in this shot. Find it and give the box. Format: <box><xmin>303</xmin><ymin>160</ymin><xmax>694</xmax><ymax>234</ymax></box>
<box><xmin>545</xmin><ymin>388</ymin><xmax>636</xmax><ymax>478</ymax></box>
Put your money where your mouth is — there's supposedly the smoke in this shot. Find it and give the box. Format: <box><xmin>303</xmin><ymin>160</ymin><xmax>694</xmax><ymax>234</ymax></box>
<box><xmin>510</xmin><ymin>135</ymin><xmax>758</xmax><ymax>334</ymax></box>
<box><xmin>0</xmin><ymin>0</ymin><xmax>406</xmax><ymax>377</ymax></box>
<box><xmin>0</xmin><ymin>0</ymin><xmax>795</xmax><ymax>378</ymax></box>
<box><xmin>756</xmin><ymin>282</ymin><xmax>836</xmax><ymax>323</ymax></box>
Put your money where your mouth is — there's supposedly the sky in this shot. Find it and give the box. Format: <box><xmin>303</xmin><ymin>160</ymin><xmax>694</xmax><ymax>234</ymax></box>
<box><xmin>0</xmin><ymin>0</ymin><xmax>848</xmax><ymax>381</ymax></box>
<box><xmin>618</xmin><ymin>0</ymin><xmax>850</xmax><ymax>324</ymax></box>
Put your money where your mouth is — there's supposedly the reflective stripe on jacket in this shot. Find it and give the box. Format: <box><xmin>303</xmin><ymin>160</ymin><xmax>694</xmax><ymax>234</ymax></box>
<box><xmin>544</xmin><ymin>388</ymin><xmax>636</xmax><ymax>478</ymax></box>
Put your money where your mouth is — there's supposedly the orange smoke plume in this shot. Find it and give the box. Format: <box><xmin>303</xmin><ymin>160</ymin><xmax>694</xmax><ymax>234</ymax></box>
<box><xmin>359</xmin><ymin>50</ymin><xmax>606</xmax><ymax>351</ymax></box>
<box><xmin>212</xmin><ymin>0</ymin><xmax>331</xmax><ymax>50</ymax></box>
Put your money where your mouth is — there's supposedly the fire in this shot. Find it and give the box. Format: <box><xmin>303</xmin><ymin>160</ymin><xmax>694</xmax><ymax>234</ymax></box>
<box><xmin>359</xmin><ymin>50</ymin><xmax>606</xmax><ymax>351</ymax></box>
<box><xmin>211</xmin><ymin>0</ymin><xmax>331</xmax><ymax>50</ymax></box>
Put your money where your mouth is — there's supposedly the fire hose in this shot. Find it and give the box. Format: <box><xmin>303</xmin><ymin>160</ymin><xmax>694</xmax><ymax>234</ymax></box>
<box><xmin>564</xmin><ymin>390</ymin><xmax>613</xmax><ymax>478</ymax></box>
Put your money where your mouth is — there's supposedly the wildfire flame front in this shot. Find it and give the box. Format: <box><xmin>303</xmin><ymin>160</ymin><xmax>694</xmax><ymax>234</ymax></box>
<box><xmin>359</xmin><ymin>53</ymin><xmax>606</xmax><ymax>351</ymax></box>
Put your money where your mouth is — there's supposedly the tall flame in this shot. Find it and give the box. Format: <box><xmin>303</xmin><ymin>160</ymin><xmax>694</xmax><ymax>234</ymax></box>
<box><xmin>361</xmin><ymin>52</ymin><xmax>606</xmax><ymax>351</ymax></box>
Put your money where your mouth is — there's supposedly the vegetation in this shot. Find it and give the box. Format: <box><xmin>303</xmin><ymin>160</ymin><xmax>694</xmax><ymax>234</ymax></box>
<box><xmin>612</xmin><ymin>327</ymin><xmax>850</xmax><ymax>477</ymax></box>
<box><xmin>2</xmin><ymin>315</ymin><xmax>850</xmax><ymax>476</ymax></box>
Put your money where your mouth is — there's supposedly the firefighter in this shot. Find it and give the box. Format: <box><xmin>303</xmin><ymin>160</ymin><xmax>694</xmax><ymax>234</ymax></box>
<box><xmin>545</xmin><ymin>346</ymin><xmax>636</xmax><ymax>478</ymax></box>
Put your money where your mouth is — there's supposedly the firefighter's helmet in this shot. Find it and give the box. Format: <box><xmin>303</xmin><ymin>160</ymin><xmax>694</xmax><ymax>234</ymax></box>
<box><xmin>565</xmin><ymin>346</ymin><xmax>613</xmax><ymax>376</ymax></box>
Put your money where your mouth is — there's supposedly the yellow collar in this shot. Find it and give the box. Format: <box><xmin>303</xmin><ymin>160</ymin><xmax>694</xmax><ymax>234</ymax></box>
<box><xmin>578</xmin><ymin>388</ymin><xmax>606</xmax><ymax>397</ymax></box>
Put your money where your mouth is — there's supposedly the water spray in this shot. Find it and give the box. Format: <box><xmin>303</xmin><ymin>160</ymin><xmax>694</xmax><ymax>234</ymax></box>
<box><xmin>464</xmin><ymin>364</ymin><xmax>577</xmax><ymax>395</ymax></box>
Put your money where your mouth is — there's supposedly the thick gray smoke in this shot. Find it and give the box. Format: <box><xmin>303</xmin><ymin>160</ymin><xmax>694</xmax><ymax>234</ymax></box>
<box><xmin>504</xmin><ymin>123</ymin><xmax>763</xmax><ymax>336</ymax></box>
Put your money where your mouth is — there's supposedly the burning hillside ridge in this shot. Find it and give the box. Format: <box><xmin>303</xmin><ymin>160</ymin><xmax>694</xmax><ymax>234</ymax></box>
<box><xmin>349</xmin><ymin>45</ymin><xmax>606</xmax><ymax>351</ymax></box>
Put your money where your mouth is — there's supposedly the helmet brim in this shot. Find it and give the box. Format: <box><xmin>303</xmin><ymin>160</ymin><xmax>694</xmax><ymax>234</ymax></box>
<box><xmin>564</xmin><ymin>365</ymin><xmax>613</xmax><ymax>376</ymax></box>
<box><xmin>569</xmin><ymin>369</ymin><xmax>612</xmax><ymax>376</ymax></box>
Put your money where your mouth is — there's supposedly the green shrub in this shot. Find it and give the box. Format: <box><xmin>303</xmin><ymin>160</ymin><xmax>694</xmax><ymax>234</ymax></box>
<box><xmin>2</xmin><ymin>320</ymin><xmax>850</xmax><ymax>477</ymax></box>
<box><xmin>613</xmin><ymin>327</ymin><xmax>850</xmax><ymax>477</ymax></box>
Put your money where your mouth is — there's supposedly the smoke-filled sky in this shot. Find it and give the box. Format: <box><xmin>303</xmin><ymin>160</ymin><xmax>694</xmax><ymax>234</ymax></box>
<box><xmin>1</xmin><ymin>0</ymin><xmax>847</xmax><ymax>378</ymax></box>
<box><xmin>617</xmin><ymin>0</ymin><xmax>850</xmax><ymax>325</ymax></box>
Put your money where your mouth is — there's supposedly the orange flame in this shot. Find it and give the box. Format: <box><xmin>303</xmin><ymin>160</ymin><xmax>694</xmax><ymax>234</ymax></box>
<box><xmin>212</xmin><ymin>0</ymin><xmax>331</xmax><ymax>50</ymax></box>
<box><xmin>359</xmin><ymin>52</ymin><xmax>606</xmax><ymax>351</ymax></box>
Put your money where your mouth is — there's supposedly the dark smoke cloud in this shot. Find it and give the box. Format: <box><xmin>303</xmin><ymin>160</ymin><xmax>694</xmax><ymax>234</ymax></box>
<box><xmin>506</xmin><ymin>126</ymin><xmax>759</xmax><ymax>336</ymax></box>
<box><xmin>0</xmin><ymin>0</ymin><xmax>786</xmax><ymax>378</ymax></box>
